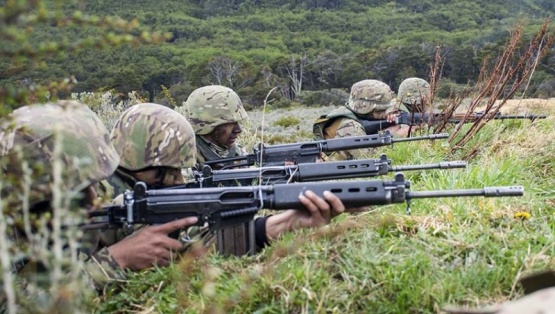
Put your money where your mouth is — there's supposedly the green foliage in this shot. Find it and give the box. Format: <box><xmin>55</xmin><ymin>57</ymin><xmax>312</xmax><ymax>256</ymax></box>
<box><xmin>436</xmin><ymin>78</ymin><xmax>471</xmax><ymax>99</ymax></box>
<box><xmin>273</xmin><ymin>116</ymin><xmax>300</xmax><ymax>128</ymax></box>
<box><xmin>296</xmin><ymin>88</ymin><xmax>349</xmax><ymax>107</ymax></box>
<box><xmin>2</xmin><ymin>0</ymin><xmax>554</xmax><ymax>109</ymax></box>
<box><xmin>0</xmin><ymin>0</ymin><xmax>169</xmax><ymax>115</ymax></box>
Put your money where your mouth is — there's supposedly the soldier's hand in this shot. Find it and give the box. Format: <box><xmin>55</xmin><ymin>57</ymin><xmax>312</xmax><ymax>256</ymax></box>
<box><xmin>385</xmin><ymin>113</ymin><xmax>399</xmax><ymax>123</ymax></box>
<box><xmin>384</xmin><ymin>124</ymin><xmax>417</xmax><ymax>138</ymax></box>
<box><xmin>265</xmin><ymin>190</ymin><xmax>366</xmax><ymax>240</ymax></box>
<box><xmin>107</xmin><ymin>217</ymin><xmax>198</xmax><ymax>270</ymax></box>
<box><xmin>301</xmin><ymin>190</ymin><xmax>368</xmax><ymax>217</ymax></box>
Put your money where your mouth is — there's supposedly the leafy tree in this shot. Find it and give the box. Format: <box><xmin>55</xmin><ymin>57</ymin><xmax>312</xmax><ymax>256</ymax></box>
<box><xmin>0</xmin><ymin>0</ymin><xmax>169</xmax><ymax>116</ymax></box>
<box><xmin>1</xmin><ymin>0</ymin><xmax>554</xmax><ymax>107</ymax></box>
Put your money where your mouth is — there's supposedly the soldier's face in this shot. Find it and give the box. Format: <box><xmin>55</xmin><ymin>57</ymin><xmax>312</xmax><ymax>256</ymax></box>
<box><xmin>210</xmin><ymin>122</ymin><xmax>242</xmax><ymax>149</ymax></box>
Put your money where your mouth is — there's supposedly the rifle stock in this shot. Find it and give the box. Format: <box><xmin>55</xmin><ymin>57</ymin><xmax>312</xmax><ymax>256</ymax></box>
<box><xmin>89</xmin><ymin>174</ymin><xmax>524</xmax><ymax>232</ymax></box>
<box><xmin>191</xmin><ymin>154</ymin><xmax>467</xmax><ymax>187</ymax></box>
<box><xmin>205</xmin><ymin>131</ymin><xmax>448</xmax><ymax>169</ymax></box>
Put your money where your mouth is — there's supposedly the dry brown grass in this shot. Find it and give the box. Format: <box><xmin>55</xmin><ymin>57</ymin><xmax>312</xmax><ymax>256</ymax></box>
<box><xmin>489</xmin><ymin>98</ymin><xmax>555</xmax><ymax>114</ymax></box>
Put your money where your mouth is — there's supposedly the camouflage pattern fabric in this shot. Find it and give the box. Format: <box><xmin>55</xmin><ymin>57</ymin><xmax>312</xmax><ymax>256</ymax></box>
<box><xmin>181</xmin><ymin>136</ymin><xmax>245</xmax><ymax>182</ymax></box>
<box><xmin>0</xmin><ymin>101</ymin><xmax>123</xmax><ymax>293</ymax></box>
<box><xmin>97</xmin><ymin>168</ymin><xmax>137</xmax><ymax>201</ymax></box>
<box><xmin>396</xmin><ymin>77</ymin><xmax>431</xmax><ymax>113</ymax></box>
<box><xmin>443</xmin><ymin>287</ymin><xmax>555</xmax><ymax>314</ymax></box>
<box><xmin>100</xmin><ymin>102</ymin><xmax>199</xmax><ymax>249</ymax></box>
<box><xmin>313</xmin><ymin>106</ymin><xmax>382</xmax><ymax>160</ymax></box>
<box><xmin>181</xmin><ymin>167</ymin><xmax>197</xmax><ymax>183</ymax></box>
<box><xmin>346</xmin><ymin>79</ymin><xmax>393</xmax><ymax>115</ymax></box>
<box><xmin>80</xmin><ymin>247</ymin><xmax>125</xmax><ymax>291</ymax></box>
<box><xmin>196</xmin><ymin>135</ymin><xmax>246</xmax><ymax>169</ymax></box>
<box><xmin>95</xmin><ymin>179</ymin><xmax>115</xmax><ymax>202</ymax></box>
<box><xmin>312</xmin><ymin>106</ymin><xmax>359</xmax><ymax>141</ymax></box>
<box><xmin>332</xmin><ymin>117</ymin><xmax>377</xmax><ymax>160</ymax></box>
<box><xmin>0</xmin><ymin>101</ymin><xmax>119</xmax><ymax>208</ymax></box>
<box><xmin>111</xmin><ymin>102</ymin><xmax>196</xmax><ymax>171</ymax></box>
<box><xmin>184</xmin><ymin>85</ymin><xmax>248</xmax><ymax>135</ymax></box>
<box><xmin>94</xmin><ymin>171</ymin><xmax>141</xmax><ymax>260</ymax></box>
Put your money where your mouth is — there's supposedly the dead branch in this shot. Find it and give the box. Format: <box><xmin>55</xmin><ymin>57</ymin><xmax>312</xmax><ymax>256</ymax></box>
<box><xmin>449</xmin><ymin>19</ymin><xmax>553</xmax><ymax>150</ymax></box>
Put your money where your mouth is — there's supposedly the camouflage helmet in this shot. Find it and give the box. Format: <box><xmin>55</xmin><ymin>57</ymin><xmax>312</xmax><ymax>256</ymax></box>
<box><xmin>0</xmin><ymin>101</ymin><xmax>119</xmax><ymax>207</ymax></box>
<box><xmin>184</xmin><ymin>85</ymin><xmax>248</xmax><ymax>135</ymax></box>
<box><xmin>398</xmin><ymin>77</ymin><xmax>430</xmax><ymax>105</ymax></box>
<box><xmin>111</xmin><ymin>103</ymin><xmax>196</xmax><ymax>171</ymax></box>
<box><xmin>346</xmin><ymin>79</ymin><xmax>393</xmax><ymax>115</ymax></box>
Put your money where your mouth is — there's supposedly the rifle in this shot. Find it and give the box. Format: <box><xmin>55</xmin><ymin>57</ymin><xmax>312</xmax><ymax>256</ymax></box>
<box><xmin>88</xmin><ymin>173</ymin><xmax>523</xmax><ymax>232</ymax></box>
<box><xmin>205</xmin><ymin>131</ymin><xmax>449</xmax><ymax>169</ymax></box>
<box><xmin>190</xmin><ymin>154</ymin><xmax>467</xmax><ymax>187</ymax></box>
<box><xmin>361</xmin><ymin>111</ymin><xmax>547</xmax><ymax>135</ymax></box>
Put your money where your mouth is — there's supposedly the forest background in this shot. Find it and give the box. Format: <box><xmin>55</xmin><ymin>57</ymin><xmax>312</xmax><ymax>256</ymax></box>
<box><xmin>2</xmin><ymin>0</ymin><xmax>555</xmax><ymax>109</ymax></box>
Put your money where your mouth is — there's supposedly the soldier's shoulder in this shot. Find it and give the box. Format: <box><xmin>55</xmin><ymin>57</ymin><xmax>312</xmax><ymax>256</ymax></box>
<box><xmin>336</xmin><ymin>116</ymin><xmax>363</xmax><ymax>129</ymax></box>
<box><xmin>326</xmin><ymin>106</ymin><xmax>357</xmax><ymax>119</ymax></box>
<box><xmin>335</xmin><ymin>118</ymin><xmax>365</xmax><ymax>138</ymax></box>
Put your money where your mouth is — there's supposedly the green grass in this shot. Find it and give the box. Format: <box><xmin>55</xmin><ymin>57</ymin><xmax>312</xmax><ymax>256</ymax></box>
<box><xmin>92</xmin><ymin>101</ymin><xmax>555</xmax><ymax>313</ymax></box>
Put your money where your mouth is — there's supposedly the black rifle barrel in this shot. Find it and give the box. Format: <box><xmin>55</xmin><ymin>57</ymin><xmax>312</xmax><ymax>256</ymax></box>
<box><xmin>407</xmin><ymin>186</ymin><xmax>524</xmax><ymax>199</ymax></box>
<box><xmin>485</xmin><ymin>114</ymin><xmax>546</xmax><ymax>120</ymax></box>
<box><xmin>322</xmin><ymin>132</ymin><xmax>448</xmax><ymax>151</ymax></box>
<box><xmin>391</xmin><ymin>160</ymin><xmax>467</xmax><ymax>171</ymax></box>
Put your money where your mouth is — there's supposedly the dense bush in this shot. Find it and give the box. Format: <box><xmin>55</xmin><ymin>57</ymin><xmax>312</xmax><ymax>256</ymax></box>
<box><xmin>2</xmin><ymin>0</ymin><xmax>554</xmax><ymax>106</ymax></box>
<box><xmin>296</xmin><ymin>88</ymin><xmax>349</xmax><ymax>107</ymax></box>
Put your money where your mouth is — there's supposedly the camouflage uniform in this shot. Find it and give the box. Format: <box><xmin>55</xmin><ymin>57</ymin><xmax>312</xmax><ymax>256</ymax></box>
<box><xmin>98</xmin><ymin>103</ymin><xmax>197</xmax><ymax>246</ymax></box>
<box><xmin>184</xmin><ymin>85</ymin><xmax>248</xmax><ymax>169</ymax></box>
<box><xmin>0</xmin><ymin>101</ymin><xmax>121</xmax><ymax>295</ymax></box>
<box><xmin>391</xmin><ymin>77</ymin><xmax>431</xmax><ymax>113</ymax></box>
<box><xmin>313</xmin><ymin>79</ymin><xmax>393</xmax><ymax>160</ymax></box>
<box><xmin>184</xmin><ymin>85</ymin><xmax>267</xmax><ymax>256</ymax></box>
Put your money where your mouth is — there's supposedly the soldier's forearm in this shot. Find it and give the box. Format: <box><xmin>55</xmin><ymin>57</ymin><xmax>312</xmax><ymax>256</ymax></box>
<box><xmin>83</xmin><ymin>247</ymin><xmax>126</xmax><ymax>291</ymax></box>
<box><xmin>264</xmin><ymin>210</ymin><xmax>297</xmax><ymax>241</ymax></box>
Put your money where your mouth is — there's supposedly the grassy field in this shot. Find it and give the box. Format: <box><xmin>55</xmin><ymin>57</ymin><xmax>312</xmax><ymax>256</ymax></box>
<box><xmin>93</xmin><ymin>97</ymin><xmax>555</xmax><ymax>313</ymax></box>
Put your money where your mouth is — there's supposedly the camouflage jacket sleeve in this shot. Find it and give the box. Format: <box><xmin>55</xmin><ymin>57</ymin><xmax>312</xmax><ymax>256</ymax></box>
<box><xmin>182</xmin><ymin>167</ymin><xmax>196</xmax><ymax>183</ymax></box>
<box><xmin>80</xmin><ymin>247</ymin><xmax>126</xmax><ymax>291</ymax></box>
<box><xmin>333</xmin><ymin>117</ymin><xmax>376</xmax><ymax>160</ymax></box>
<box><xmin>81</xmin><ymin>193</ymin><xmax>127</xmax><ymax>291</ymax></box>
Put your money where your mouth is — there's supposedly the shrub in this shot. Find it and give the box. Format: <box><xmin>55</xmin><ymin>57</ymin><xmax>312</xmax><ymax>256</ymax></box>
<box><xmin>273</xmin><ymin>116</ymin><xmax>300</xmax><ymax>128</ymax></box>
<box><xmin>435</xmin><ymin>78</ymin><xmax>470</xmax><ymax>99</ymax></box>
<box><xmin>295</xmin><ymin>88</ymin><xmax>348</xmax><ymax>107</ymax></box>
